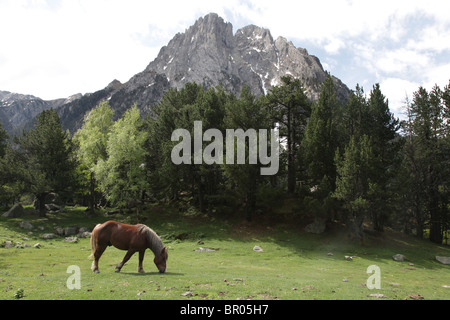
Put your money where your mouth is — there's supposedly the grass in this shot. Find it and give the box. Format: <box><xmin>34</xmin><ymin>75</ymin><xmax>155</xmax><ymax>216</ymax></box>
<box><xmin>0</xmin><ymin>204</ymin><xmax>449</xmax><ymax>300</ymax></box>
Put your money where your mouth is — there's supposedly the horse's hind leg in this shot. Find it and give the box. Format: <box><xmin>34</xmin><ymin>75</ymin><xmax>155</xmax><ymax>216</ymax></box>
<box><xmin>115</xmin><ymin>249</ymin><xmax>136</xmax><ymax>273</ymax></box>
<box><xmin>91</xmin><ymin>245</ymin><xmax>107</xmax><ymax>273</ymax></box>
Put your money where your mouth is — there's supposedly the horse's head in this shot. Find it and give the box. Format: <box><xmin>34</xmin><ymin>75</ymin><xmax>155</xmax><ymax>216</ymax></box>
<box><xmin>154</xmin><ymin>247</ymin><xmax>168</xmax><ymax>273</ymax></box>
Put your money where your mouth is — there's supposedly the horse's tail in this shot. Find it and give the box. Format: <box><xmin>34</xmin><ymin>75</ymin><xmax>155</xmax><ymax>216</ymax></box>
<box><xmin>89</xmin><ymin>224</ymin><xmax>101</xmax><ymax>259</ymax></box>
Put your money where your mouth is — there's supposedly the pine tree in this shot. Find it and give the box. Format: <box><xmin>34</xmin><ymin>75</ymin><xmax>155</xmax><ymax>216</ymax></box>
<box><xmin>0</xmin><ymin>122</ymin><xmax>7</xmax><ymax>158</ymax></box>
<box><xmin>401</xmin><ymin>85</ymin><xmax>449</xmax><ymax>243</ymax></box>
<box><xmin>16</xmin><ymin>109</ymin><xmax>76</xmax><ymax>216</ymax></box>
<box><xmin>224</xmin><ymin>85</ymin><xmax>273</xmax><ymax>221</ymax></box>
<box><xmin>334</xmin><ymin>135</ymin><xmax>374</xmax><ymax>240</ymax></box>
<box><xmin>302</xmin><ymin>76</ymin><xmax>343</xmax><ymax>197</ymax></box>
<box><xmin>265</xmin><ymin>76</ymin><xmax>310</xmax><ymax>193</ymax></box>
<box><xmin>366</xmin><ymin>84</ymin><xmax>400</xmax><ymax>231</ymax></box>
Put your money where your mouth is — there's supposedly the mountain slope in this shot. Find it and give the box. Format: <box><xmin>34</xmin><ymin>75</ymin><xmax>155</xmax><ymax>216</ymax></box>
<box><xmin>2</xmin><ymin>13</ymin><xmax>349</xmax><ymax>135</ymax></box>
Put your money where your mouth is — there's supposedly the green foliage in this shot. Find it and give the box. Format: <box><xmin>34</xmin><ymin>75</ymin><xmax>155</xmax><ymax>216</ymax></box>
<box><xmin>73</xmin><ymin>101</ymin><xmax>115</xmax><ymax>212</ymax></box>
<box><xmin>334</xmin><ymin>135</ymin><xmax>375</xmax><ymax>237</ymax></box>
<box><xmin>0</xmin><ymin>122</ymin><xmax>7</xmax><ymax>157</ymax></box>
<box><xmin>265</xmin><ymin>76</ymin><xmax>311</xmax><ymax>193</ymax></box>
<box><xmin>302</xmin><ymin>76</ymin><xmax>343</xmax><ymax>196</ymax></box>
<box><xmin>95</xmin><ymin>105</ymin><xmax>148</xmax><ymax>210</ymax></box>
<box><xmin>400</xmin><ymin>83</ymin><xmax>450</xmax><ymax>243</ymax></box>
<box><xmin>13</xmin><ymin>109</ymin><xmax>76</xmax><ymax>215</ymax></box>
<box><xmin>73</xmin><ymin>101</ymin><xmax>114</xmax><ymax>169</ymax></box>
<box><xmin>2</xmin><ymin>76</ymin><xmax>449</xmax><ymax>244</ymax></box>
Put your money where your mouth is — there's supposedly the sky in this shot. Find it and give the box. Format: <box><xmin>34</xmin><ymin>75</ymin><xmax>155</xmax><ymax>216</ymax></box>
<box><xmin>1</xmin><ymin>0</ymin><xmax>450</xmax><ymax>120</ymax></box>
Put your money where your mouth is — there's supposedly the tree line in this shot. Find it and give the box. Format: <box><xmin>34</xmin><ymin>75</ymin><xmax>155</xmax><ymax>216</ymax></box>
<box><xmin>1</xmin><ymin>76</ymin><xmax>449</xmax><ymax>244</ymax></box>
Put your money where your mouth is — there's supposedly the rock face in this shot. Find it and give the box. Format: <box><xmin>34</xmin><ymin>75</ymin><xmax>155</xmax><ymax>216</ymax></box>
<box><xmin>0</xmin><ymin>90</ymin><xmax>70</xmax><ymax>134</ymax></box>
<box><xmin>3</xmin><ymin>13</ymin><xmax>349</xmax><ymax>135</ymax></box>
<box><xmin>141</xmin><ymin>13</ymin><xmax>348</xmax><ymax>102</ymax></box>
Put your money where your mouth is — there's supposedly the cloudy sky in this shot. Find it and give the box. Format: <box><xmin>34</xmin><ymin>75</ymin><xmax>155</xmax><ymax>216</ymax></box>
<box><xmin>1</xmin><ymin>0</ymin><xmax>450</xmax><ymax>120</ymax></box>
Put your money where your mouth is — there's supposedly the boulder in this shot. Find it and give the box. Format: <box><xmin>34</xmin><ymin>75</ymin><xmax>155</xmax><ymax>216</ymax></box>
<box><xmin>392</xmin><ymin>254</ymin><xmax>406</xmax><ymax>262</ymax></box>
<box><xmin>64</xmin><ymin>236</ymin><xmax>78</xmax><ymax>243</ymax></box>
<box><xmin>3</xmin><ymin>241</ymin><xmax>14</xmax><ymax>248</ymax></box>
<box><xmin>55</xmin><ymin>226</ymin><xmax>65</xmax><ymax>236</ymax></box>
<box><xmin>41</xmin><ymin>233</ymin><xmax>57</xmax><ymax>239</ymax></box>
<box><xmin>64</xmin><ymin>226</ymin><xmax>78</xmax><ymax>236</ymax></box>
<box><xmin>19</xmin><ymin>221</ymin><xmax>34</xmax><ymax>230</ymax></box>
<box><xmin>78</xmin><ymin>231</ymin><xmax>91</xmax><ymax>238</ymax></box>
<box><xmin>2</xmin><ymin>204</ymin><xmax>25</xmax><ymax>218</ymax></box>
<box><xmin>436</xmin><ymin>256</ymin><xmax>450</xmax><ymax>265</ymax></box>
<box><xmin>253</xmin><ymin>245</ymin><xmax>264</xmax><ymax>252</ymax></box>
<box><xmin>45</xmin><ymin>203</ymin><xmax>61</xmax><ymax>212</ymax></box>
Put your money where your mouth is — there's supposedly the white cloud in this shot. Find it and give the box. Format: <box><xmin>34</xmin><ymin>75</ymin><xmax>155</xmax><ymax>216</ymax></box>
<box><xmin>376</xmin><ymin>48</ymin><xmax>431</xmax><ymax>75</ymax></box>
<box><xmin>380</xmin><ymin>78</ymin><xmax>420</xmax><ymax>120</ymax></box>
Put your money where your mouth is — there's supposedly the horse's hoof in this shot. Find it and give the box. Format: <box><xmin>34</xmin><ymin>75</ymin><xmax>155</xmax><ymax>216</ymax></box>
<box><xmin>93</xmin><ymin>270</ymin><xmax>100</xmax><ymax>274</ymax></box>
<box><xmin>138</xmin><ymin>269</ymin><xmax>145</xmax><ymax>273</ymax></box>
<box><xmin>115</xmin><ymin>268</ymin><xmax>121</xmax><ymax>273</ymax></box>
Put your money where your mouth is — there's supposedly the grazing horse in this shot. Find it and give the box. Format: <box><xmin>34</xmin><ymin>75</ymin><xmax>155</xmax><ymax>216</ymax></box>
<box><xmin>89</xmin><ymin>220</ymin><xmax>168</xmax><ymax>273</ymax></box>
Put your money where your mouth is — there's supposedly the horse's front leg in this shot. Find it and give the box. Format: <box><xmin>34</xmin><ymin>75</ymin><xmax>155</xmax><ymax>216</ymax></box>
<box><xmin>115</xmin><ymin>249</ymin><xmax>136</xmax><ymax>272</ymax></box>
<box><xmin>138</xmin><ymin>250</ymin><xmax>146</xmax><ymax>273</ymax></box>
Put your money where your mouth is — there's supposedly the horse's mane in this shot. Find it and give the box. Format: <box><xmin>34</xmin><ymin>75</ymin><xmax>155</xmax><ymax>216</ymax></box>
<box><xmin>137</xmin><ymin>224</ymin><xmax>164</xmax><ymax>257</ymax></box>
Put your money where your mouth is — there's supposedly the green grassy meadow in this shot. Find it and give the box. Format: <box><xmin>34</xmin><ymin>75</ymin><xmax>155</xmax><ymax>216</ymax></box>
<box><xmin>1</xmin><ymin>205</ymin><xmax>450</xmax><ymax>300</ymax></box>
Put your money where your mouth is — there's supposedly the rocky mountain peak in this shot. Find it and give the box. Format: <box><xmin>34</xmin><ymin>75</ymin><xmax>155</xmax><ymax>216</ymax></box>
<box><xmin>1</xmin><ymin>13</ymin><xmax>349</xmax><ymax>135</ymax></box>
<box><xmin>140</xmin><ymin>13</ymin><xmax>347</xmax><ymax>100</ymax></box>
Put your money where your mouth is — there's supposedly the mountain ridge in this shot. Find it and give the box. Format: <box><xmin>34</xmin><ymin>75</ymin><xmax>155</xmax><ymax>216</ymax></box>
<box><xmin>1</xmin><ymin>13</ymin><xmax>349</xmax><ymax>135</ymax></box>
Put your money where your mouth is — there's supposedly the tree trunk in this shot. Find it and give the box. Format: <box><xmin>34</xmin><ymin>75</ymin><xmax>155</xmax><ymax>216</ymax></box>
<box><xmin>287</xmin><ymin>107</ymin><xmax>296</xmax><ymax>194</ymax></box>
<box><xmin>429</xmin><ymin>204</ymin><xmax>443</xmax><ymax>244</ymax></box>
<box><xmin>88</xmin><ymin>171</ymin><xmax>95</xmax><ymax>216</ymax></box>
<box><xmin>36</xmin><ymin>193</ymin><xmax>47</xmax><ymax>217</ymax></box>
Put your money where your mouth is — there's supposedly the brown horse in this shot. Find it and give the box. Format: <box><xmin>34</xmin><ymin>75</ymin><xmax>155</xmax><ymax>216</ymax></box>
<box><xmin>89</xmin><ymin>220</ymin><xmax>168</xmax><ymax>274</ymax></box>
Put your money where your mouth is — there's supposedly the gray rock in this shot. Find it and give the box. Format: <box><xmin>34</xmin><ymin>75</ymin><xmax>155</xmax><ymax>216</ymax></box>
<box><xmin>45</xmin><ymin>203</ymin><xmax>61</xmax><ymax>211</ymax></box>
<box><xmin>19</xmin><ymin>220</ymin><xmax>34</xmax><ymax>230</ymax></box>
<box><xmin>392</xmin><ymin>254</ymin><xmax>406</xmax><ymax>262</ymax></box>
<box><xmin>64</xmin><ymin>236</ymin><xmax>78</xmax><ymax>243</ymax></box>
<box><xmin>33</xmin><ymin>243</ymin><xmax>41</xmax><ymax>248</ymax></box>
<box><xmin>42</xmin><ymin>233</ymin><xmax>57</xmax><ymax>239</ymax></box>
<box><xmin>64</xmin><ymin>226</ymin><xmax>78</xmax><ymax>236</ymax></box>
<box><xmin>2</xmin><ymin>204</ymin><xmax>25</xmax><ymax>218</ymax></box>
<box><xmin>194</xmin><ymin>247</ymin><xmax>217</xmax><ymax>252</ymax></box>
<box><xmin>4</xmin><ymin>240</ymin><xmax>13</xmax><ymax>248</ymax></box>
<box><xmin>78</xmin><ymin>231</ymin><xmax>91</xmax><ymax>238</ymax></box>
<box><xmin>55</xmin><ymin>226</ymin><xmax>65</xmax><ymax>236</ymax></box>
<box><xmin>253</xmin><ymin>245</ymin><xmax>264</xmax><ymax>252</ymax></box>
<box><xmin>436</xmin><ymin>256</ymin><xmax>450</xmax><ymax>265</ymax></box>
